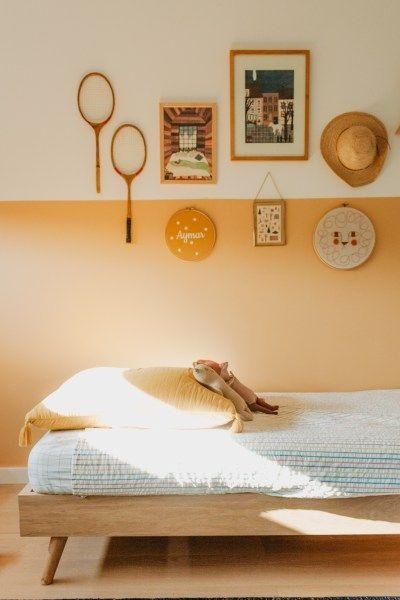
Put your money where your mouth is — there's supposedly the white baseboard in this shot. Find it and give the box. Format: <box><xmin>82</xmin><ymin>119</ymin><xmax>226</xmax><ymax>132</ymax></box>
<box><xmin>0</xmin><ymin>467</ymin><xmax>28</xmax><ymax>484</ymax></box>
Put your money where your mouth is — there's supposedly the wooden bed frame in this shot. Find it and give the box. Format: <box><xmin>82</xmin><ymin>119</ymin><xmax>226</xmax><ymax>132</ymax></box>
<box><xmin>18</xmin><ymin>485</ymin><xmax>400</xmax><ymax>585</ymax></box>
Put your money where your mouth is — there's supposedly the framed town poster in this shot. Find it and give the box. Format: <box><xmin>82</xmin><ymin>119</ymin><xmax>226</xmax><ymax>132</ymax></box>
<box><xmin>160</xmin><ymin>103</ymin><xmax>216</xmax><ymax>183</ymax></box>
<box><xmin>230</xmin><ymin>50</ymin><xmax>310</xmax><ymax>160</ymax></box>
<box><xmin>254</xmin><ymin>200</ymin><xmax>286</xmax><ymax>246</ymax></box>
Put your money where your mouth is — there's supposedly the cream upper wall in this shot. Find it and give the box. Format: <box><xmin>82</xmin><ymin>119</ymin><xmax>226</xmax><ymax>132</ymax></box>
<box><xmin>1</xmin><ymin>0</ymin><xmax>400</xmax><ymax>201</ymax></box>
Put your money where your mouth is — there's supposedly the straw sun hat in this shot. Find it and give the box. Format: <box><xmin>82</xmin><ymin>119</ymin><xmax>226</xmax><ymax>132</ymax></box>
<box><xmin>320</xmin><ymin>112</ymin><xmax>388</xmax><ymax>187</ymax></box>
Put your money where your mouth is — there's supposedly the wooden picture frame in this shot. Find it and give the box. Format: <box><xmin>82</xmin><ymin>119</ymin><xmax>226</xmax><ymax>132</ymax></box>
<box><xmin>254</xmin><ymin>200</ymin><xmax>286</xmax><ymax>246</ymax></box>
<box><xmin>160</xmin><ymin>102</ymin><xmax>217</xmax><ymax>184</ymax></box>
<box><xmin>230</xmin><ymin>50</ymin><xmax>310</xmax><ymax>161</ymax></box>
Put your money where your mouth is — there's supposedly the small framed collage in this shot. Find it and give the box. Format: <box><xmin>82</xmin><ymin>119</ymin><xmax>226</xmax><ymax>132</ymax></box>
<box><xmin>253</xmin><ymin>200</ymin><xmax>286</xmax><ymax>246</ymax></box>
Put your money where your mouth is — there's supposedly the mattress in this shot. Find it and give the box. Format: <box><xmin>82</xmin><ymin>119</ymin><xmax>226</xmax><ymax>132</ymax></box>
<box><xmin>28</xmin><ymin>389</ymin><xmax>400</xmax><ymax>498</ymax></box>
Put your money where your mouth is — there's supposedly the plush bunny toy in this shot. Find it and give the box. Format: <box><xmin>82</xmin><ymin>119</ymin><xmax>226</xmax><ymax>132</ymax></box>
<box><xmin>192</xmin><ymin>362</ymin><xmax>253</xmax><ymax>422</ymax></box>
<box><xmin>196</xmin><ymin>359</ymin><xmax>279</xmax><ymax>415</ymax></box>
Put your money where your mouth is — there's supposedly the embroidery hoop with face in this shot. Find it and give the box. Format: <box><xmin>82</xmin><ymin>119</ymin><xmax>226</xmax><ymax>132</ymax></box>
<box><xmin>313</xmin><ymin>206</ymin><xmax>375</xmax><ymax>270</ymax></box>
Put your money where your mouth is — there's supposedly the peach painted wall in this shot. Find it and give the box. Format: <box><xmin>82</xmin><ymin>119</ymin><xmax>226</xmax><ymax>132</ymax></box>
<box><xmin>1</xmin><ymin>198</ymin><xmax>400</xmax><ymax>466</ymax></box>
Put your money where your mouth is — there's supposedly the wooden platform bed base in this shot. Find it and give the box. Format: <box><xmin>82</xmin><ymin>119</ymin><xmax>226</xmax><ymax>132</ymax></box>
<box><xmin>18</xmin><ymin>485</ymin><xmax>400</xmax><ymax>585</ymax></box>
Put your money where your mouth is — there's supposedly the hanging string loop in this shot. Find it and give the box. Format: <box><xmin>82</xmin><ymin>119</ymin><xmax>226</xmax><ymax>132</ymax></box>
<box><xmin>254</xmin><ymin>171</ymin><xmax>283</xmax><ymax>201</ymax></box>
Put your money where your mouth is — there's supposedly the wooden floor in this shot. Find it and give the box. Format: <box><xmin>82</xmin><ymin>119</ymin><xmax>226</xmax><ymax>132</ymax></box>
<box><xmin>1</xmin><ymin>485</ymin><xmax>400</xmax><ymax>599</ymax></box>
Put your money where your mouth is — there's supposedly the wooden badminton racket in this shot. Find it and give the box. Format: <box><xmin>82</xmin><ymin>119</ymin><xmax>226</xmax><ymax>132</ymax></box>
<box><xmin>111</xmin><ymin>124</ymin><xmax>147</xmax><ymax>244</ymax></box>
<box><xmin>77</xmin><ymin>72</ymin><xmax>115</xmax><ymax>193</ymax></box>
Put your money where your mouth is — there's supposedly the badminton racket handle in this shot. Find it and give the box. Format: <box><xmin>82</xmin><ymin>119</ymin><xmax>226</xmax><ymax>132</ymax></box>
<box><xmin>126</xmin><ymin>217</ymin><xmax>132</xmax><ymax>244</ymax></box>
<box><xmin>96</xmin><ymin>165</ymin><xmax>100</xmax><ymax>193</ymax></box>
<box><xmin>95</xmin><ymin>128</ymin><xmax>100</xmax><ymax>193</ymax></box>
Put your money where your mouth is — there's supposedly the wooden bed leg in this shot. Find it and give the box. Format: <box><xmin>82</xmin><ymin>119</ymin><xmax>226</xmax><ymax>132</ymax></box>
<box><xmin>41</xmin><ymin>536</ymin><xmax>67</xmax><ymax>585</ymax></box>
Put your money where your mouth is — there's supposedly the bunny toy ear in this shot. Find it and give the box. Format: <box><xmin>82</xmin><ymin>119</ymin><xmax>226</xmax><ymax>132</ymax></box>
<box><xmin>197</xmin><ymin>359</ymin><xmax>221</xmax><ymax>374</ymax></box>
<box><xmin>219</xmin><ymin>362</ymin><xmax>230</xmax><ymax>377</ymax></box>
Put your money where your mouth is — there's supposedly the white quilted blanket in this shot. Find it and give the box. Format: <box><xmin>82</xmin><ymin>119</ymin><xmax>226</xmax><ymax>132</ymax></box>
<box><xmin>64</xmin><ymin>389</ymin><xmax>400</xmax><ymax>498</ymax></box>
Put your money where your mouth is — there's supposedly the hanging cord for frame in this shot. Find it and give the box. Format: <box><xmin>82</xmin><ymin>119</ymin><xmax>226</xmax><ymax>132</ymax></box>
<box><xmin>254</xmin><ymin>171</ymin><xmax>283</xmax><ymax>201</ymax></box>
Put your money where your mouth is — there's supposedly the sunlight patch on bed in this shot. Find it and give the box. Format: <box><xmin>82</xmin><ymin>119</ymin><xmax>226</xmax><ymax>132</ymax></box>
<box><xmin>81</xmin><ymin>427</ymin><xmax>336</xmax><ymax>495</ymax></box>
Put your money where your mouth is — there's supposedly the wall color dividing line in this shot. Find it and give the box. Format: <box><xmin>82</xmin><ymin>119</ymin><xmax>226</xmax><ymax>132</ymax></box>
<box><xmin>0</xmin><ymin>198</ymin><xmax>399</xmax><ymax>466</ymax></box>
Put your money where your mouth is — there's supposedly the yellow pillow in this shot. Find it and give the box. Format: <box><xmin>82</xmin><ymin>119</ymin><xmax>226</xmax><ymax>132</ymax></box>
<box><xmin>19</xmin><ymin>367</ymin><xmax>242</xmax><ymax>446</ymax></box>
